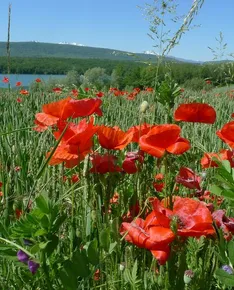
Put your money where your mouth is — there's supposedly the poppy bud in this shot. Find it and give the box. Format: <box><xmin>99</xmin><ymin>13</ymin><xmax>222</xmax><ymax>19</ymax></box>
<box><xmin>201</xmin><ymin>171</ymin><xmax>207</xmax><ymax>180</ymax></box>
<box><xmin>184</xmin><ymin>269</ymin><xmax>194</xmax><ymax>284</ymax></box>
<box><xmin>139</xmin><ymin>101</ymin><xmax>149</xmax><ymax>113</ymax></box>
<box><xmin>119</xmin><ymin>263</ymin><xmax>125</xmax><ymax>271</ymax></box>
<box><xmin>122</xmin><ymin>158</ymin><xmax>138</xmax><ymax>174</ymax></box>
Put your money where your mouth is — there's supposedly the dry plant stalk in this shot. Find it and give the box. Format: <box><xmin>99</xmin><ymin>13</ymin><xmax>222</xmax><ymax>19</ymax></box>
<box><xmin>7</xmin><ymin>4</ymin><xmax>12</xmax><ymax>77</ymax></box>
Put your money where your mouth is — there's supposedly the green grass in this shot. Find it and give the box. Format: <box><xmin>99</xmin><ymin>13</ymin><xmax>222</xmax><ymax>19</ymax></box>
<box><xmin>0</xmin><ymin>86</ymin><xmax>233</xmax><ymax>289</ymax></box>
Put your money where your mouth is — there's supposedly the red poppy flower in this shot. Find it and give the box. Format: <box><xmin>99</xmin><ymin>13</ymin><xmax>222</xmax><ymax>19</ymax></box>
<box><xmin>2</xmin><ymin>77</ymin><xmax>9</xmax><ymax>83</ymax></box>
<box><xmin>145</xmin><ymin>87</ymin><xmax>153</xmax><ymax>92</ymax></box>
<box><xmin>120</xmin><ymin>205</ymin><xmax>175</xmax><ymax>265</ymax></box>
<box><xmin>33</xmin><ymin>119</ymin><xmax>49</xmax><ymax>132</ymax></box>
<box><xmin>151</xmin><ymin>197</ymin><xmax>215</xmax><ymax>237</ymax></box>
<box><xmin>122</xmin><ymin>203</ymin><xmax>140</xmax><ymax>223</ymax></box>
<box><xmin>35</xmin><ymin>97</ymin><xmax>72</xmax><ymax>128</ymax></box>
<box><xmin>127</xmin><ymin>92</ymin><xmax>137</xmax><ymax>100</ymax></box>
<box><xmin>109</xmin><ymin>192</ymin><xmax>119</xmax><ymax>204</ymax></box>
<box><xmin>171</xmin><ymin>197</ymin><xmax>214</xmax><ymax>237</ymax></box>
<box><xmin>217</xmin><ymin>121</ymin><xmax>234</xmax><ymax>148</ymax></box>
<box><xmin>201</xmin><ymin>149</ymin><xmax>234</xmax><ymax>168</ymax></box>
<box><xmin>121</xmin><ymin>218</ymin><xmax>175</xmax><ymax>251</ymax></box>
<box><xmin>127</xmin><ymin>123</ymin><xmax>152</xmax><ymax>143</ymax></box>
<box><xmin>67</xmin><ymin>98</ymin><xmax>103</xmax><ymax>118</ymax></box>
<box><xmin>94</xmin><ymin>269</ymin><xmax>100</xmax><ymax>281</ymax></box>
<box><xmin>71</xmin><ymin>89</ymin><xmax>78</xmax><ymax>97</ymax></box>
<box><xmin>139</xmin><ymin>124</ymin><xmax>190</xmax><ymax>158</ymax></box>
<box><xmin>151</xmin><ymin>247</ymin><xmax>170</xmax><ymax>265</ymax></box>
<box><xmin>174</xmin><ymin>103</ymin><xmax>216</xmax><ymax>124</ymax></box>
<box><xmin>48</xmin><ymin>117</ymin><xmax>97</xmax><ymax>168</ymax></box>
<box><xmin>48</xmin><ymin>143</ymin><xmax>90</xmax><ymax>168</ymax></box>
<box><xmin>153</xmin><ymin>173</ymin><xmax>164</xmax><ymax>192</ymax></box>
<box><xmin>122</xmin><ymin>151</ymin><xmax>144</xmax><ymax>174</ymax></box>
<box><xmin>97</xmin><ymin>126</ymin><xmax>133</xmax><ymax>150</ymax></box>
<box><xmin>20</xmin><ymin>90</ymin><xmax>29</xmax><ymax>95</ymax></box>
<box><xmin>96</xmin><ymin>91</ymin><xmax>104</xmax><ymax>98</ymax></box>
<box><xmin>176</xmin><ymin>167</ymin><xmax>201</xmax><ymax>190</ymax></box>
<box><xmin>15</xmin><ymin>209</ymin><xmax>23</xmax><ymax>219</ymax></box>
<box><xmin>52</xmin><ymin>87</ymin><xmax>62</xmax><ymax>93</ymax></box>
<box><xmin>84</xmin><ymin>87</ymin><xmax>90</xmax><ymax>92</ymax></box>
<box><xmin>17</xmin><ymin>98</ymin><xmax>22</xmax><ymax>103</ymax></box>
<box><xmin>35</xmin><ymin>78</ymin><xmax>41</xmax><ymax>83</ymax></box>
<box><xmin>16</xmin><ymin>81</ymin><xmax>22</xmax><ymax>87</ymax></box>
<box><xmin>212</xmin><ymin>210</ymin><xmax>234</xmax><ymax>240</ymax></box>
<box><xmin>34</xmin><ymin>97</ymin><xmax>103</xmax><ymax>130</ymax></box>
<box><xmin>90</xmin><ymin>153</ymin><xmax>122</xmax><ymax>174</ymax></box>
<box><xmin>71</xmin><ymin>174</ymin><xmax>79</xmax><ymax>184</ymax></box>
<box><xmin>205</xmin><ymin>80</ymin><xmax>212</xmax><ymax>85</ymax></box>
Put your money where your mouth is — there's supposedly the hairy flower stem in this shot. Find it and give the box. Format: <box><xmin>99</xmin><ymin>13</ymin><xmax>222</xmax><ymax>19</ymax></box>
<box><xmin>6</xmin><ymin>4</ymin><xmax>11</xmax><ymax>92</ymax></box>
<box><xmin>70</xmin><ymin>186</ymin><xmax>75</xmax><ymax>259</ymax></box>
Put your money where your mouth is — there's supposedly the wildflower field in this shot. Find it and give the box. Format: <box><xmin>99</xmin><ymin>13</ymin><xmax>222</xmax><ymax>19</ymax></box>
<box><xmin>1</xmin><ymin>78</ymin><xmax>234</xmax><ymax>290</ymax></box>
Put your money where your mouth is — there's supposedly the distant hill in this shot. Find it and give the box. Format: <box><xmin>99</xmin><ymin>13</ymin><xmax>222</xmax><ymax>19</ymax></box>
<box><xmin>0</xmin><ymin>41</ymin><xmax>198</xmax><ymax>64</ymax></box>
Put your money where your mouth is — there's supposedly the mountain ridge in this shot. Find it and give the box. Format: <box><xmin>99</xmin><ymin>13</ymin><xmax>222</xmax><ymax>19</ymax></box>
<box><xmin>0</xmin><ymin>41</ymin><xmax>202</xmax><ymax>64</ymax></box>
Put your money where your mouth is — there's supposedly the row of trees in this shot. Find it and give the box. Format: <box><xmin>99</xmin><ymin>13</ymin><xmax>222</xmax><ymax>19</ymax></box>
<box><xmin>1</xmin><ymin>56</ymin><xmax>234</xmax><ymax>89</ymax></box>
<box><xmin>58</xmin><ymin>63</ymin><xmax>234</xmax><ymax>90</ymax></box>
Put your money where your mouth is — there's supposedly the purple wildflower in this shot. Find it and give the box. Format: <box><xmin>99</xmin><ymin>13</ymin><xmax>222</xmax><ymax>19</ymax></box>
<box><xmin>17</xmin><ymin>250</ymin><xmax>29</xmax><ymax>263</ymax></box>
<box><xmin>222</xmin><ymin>265</ymin><xmax>234</xmax><ymax>275</ymax></box>
<box><xmin>28</xmin><ymin>260</ymin><xmax>40</xmax><ymax>275</ymax></box>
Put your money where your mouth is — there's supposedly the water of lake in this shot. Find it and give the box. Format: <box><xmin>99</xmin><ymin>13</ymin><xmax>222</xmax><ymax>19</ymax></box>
<box><xmin>0</xmin><ymin>74</ymin><xmax>65</xmax><ymax>88</ymax></box>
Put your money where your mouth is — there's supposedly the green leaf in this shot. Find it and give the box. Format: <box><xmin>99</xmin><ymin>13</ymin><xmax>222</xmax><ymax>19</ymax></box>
<box><xmin>222</xmin><ymin>160</ymin><xmax>232</xmax><ymax>173</ymax></box>
<box><xmin>132</xmin><ymin>260</ymin><xmax>138</xmax><ymax>282</ymax></box>
<box><xmin>51</xmin><ymin>214</ymin><xmax>66</xmax><ymax>232</ymax></box>
<box><xmin>109</xmin><ymin>241</ymin><xmax>117</xmax><ymax>254</ymax></box>
<box><xmin>221</xmin><ymin>190</ymin><xmax>234</xmax><ymax>200</ymax></box>
<box><xmin>0</xmin><ymin>246</ymin><xmax>16</xmax><ymax>257</ymax></box>
<box><xmin>34</xmin><ymin>228</ymin><xmax>47</xmax><ymax>237</ymax></box>
<box><xmin>39</xmin><ymin>241</ymin><xmax>50</xmax><ymax>250</ymax></box>
<box><xmin>87</xmin><ymin>239</ymin><xmax>99</xmax><ymax>265</ymax></box>
<box><xmin>210</xmin><ymin>184</ymin><xmax>223</xmax><ymax>196</ymax></box>
<box><xmin>40</xmin><ymin>215</ymin><xmax>50</xmax><ymax>229</ymax></box>
<box><xmin>30</xmin><ymin>244</ymin><xmax>40</xmax><ymax>254</ymax></box>
<box><xmin>228</xmin><ymin>241</ymin><xmax>234</xmax><ymax>266</ymax></box>
<box><xmin>72</xmin><ymin>250</ymin><xmax>90</xmax><ymax>278</ymax></box>
<box><xmin>100</xmin><ymin>228</ymin><xmax>110</xmax><ymax>252</ymax></box>
<box><xmin>215</xmin><ymin>268</ymin><xmax>234</xmax><ymax>287</ymax></box>
<box><xmin>0</xmin><ymin>221</ymin><xmax>10</xmax><ymax>238</ymax></box>
<box><xmin>45</xmin><ymin>235</ymin><xmax>59</xmax><ymax>257</ymax></box>
<box><xmin>35</xmin><ymin>194</ymin><xmax>50</xmax><ymax>214</ymax></box>
<box><xmin>60</xmin><ymin>261</ymin><xmax>77</xmax><ymax>290</ymax></box>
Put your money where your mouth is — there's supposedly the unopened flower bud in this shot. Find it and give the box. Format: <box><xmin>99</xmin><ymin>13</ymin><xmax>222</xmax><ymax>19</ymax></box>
<box><xmin>119</xmin><ymin>262</ymin><xmax>125</xmax><ymax>271</ymax></box>
<box><xmin>184</xmin><ymin>269</ymin><xmax>194</xmax><ymax>284</ymax></box>
<box><xmin>139</xmin><ymin>101</ymin><xmax>149</xmax><ymax>113</ymax></box>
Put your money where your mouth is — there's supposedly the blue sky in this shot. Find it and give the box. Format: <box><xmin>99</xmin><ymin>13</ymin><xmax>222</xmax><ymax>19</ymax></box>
<box><xmin>0</xmin><ymin>0</ymin><xmax>234</xmax><ymax>61</ymax></box>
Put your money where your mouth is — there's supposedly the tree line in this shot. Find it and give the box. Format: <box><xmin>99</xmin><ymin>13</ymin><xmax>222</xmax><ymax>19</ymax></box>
<box><xmin>0</xmin><ymin>56</ymin><xmax>234</xmax><ymax>89</ymax></box>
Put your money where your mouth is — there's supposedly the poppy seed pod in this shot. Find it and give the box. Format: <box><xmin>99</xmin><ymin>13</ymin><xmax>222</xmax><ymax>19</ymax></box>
<box><xmin>184</xmin><ymin>270</ymin><xmax>194</xmax><ymax>284</ymax></box>
<box><xmin>139</xmin><ymin>101</ymin><xmax>149</xmax><ymax>113</ymax></box>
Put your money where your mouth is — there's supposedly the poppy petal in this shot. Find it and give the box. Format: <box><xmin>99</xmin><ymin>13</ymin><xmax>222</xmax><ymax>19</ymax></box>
<box><xmin>35</xmin><ymin>113</ymin><xmax>59</xmax><ymax>126</ymax></box>
<box><xmin>151</xmin><ymin>246</ymin><xmax>170</xmax><ymax>265</ymax></box>
<box><xmin>166</xmin><ymin>137</ymin><xmax>190</xmax><ymax>155</ymax></box>
<box><xmin>174</xmin><ymin>103</ymin><xmax>216</xmax><ymax>124</ymax></box>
